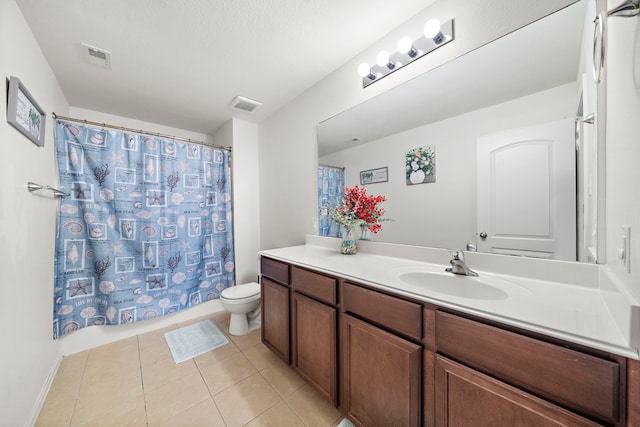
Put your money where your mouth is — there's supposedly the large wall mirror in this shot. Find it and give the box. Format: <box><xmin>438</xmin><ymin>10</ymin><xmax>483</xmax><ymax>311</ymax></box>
<box><xmin>318</xmin><ymin>0</ymin><xmax>602</xmax><ymax>264</ymax></box>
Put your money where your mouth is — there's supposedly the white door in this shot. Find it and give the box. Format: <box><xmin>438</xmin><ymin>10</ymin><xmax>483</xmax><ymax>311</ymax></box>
<box><xmin>477</xmin><ymin>119</ymin><xmax>576</xmax><ymax>261</ymax></box>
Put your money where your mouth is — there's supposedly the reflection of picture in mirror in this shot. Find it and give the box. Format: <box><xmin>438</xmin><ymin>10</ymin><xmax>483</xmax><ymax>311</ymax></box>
<box><xmin>360</xmin><ymin>167</ymin><xmax>388</xmax><ymax>185</ymax></box>
<box><xmin>406</xmin><ymin>146</ymin><xmax>436</xmax><ymax>185</ymax></box>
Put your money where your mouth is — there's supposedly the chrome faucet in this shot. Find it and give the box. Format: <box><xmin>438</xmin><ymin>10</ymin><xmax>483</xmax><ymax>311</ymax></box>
<box><xmin>445</xmin><ymin>249</ymin><xmax>478</xmax><ymax>276</ymax></box>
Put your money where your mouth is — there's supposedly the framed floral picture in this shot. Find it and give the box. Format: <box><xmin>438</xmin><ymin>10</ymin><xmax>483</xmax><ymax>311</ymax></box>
<box><xmin>406</xmin><ymin>145</ymin><xmax>436</xmax><ymax>185</ymax></box>
<box><xmin>360</xmin><ymin>166</ymin><xmax>388</xmax><ymax>185</ymax></box>
<box><xmin>6</xmin><ymin>76</ymin><xmax>46</xmax><ymax>147</ymax></box>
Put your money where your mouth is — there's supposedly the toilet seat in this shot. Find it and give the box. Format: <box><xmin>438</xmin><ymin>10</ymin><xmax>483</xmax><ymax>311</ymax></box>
<box><xmin>221</xmin><ymin>282</ymin><xmax>260</xmax><ymax>300</ymax></box>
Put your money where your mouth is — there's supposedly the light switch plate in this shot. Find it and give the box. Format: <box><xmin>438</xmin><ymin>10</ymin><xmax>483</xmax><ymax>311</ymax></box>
<box><xmin>622</xmin><ymin>225</ymin><xmax>631</xmax><ymax>273</ymax></box>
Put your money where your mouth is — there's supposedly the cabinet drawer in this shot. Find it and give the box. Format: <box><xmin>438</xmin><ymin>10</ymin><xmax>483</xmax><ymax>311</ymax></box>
<box><xmin>343</xmin><ymin>282</ymin><xmax>422</xmax><ymax>341</ymax></box>
<box><xmin>291</xmin><ymin>266</ymin><xmax>336</xmax><ymax>305</ymax></box>
<box><xmin>260</xmin><ymin>257</ymin><xmax>289</xmax><ymax>285</ymax></box>
<box><xmin>436</xmin><ymin>311</ymin><xmax>621</xmax><ymax>424</ymax></box>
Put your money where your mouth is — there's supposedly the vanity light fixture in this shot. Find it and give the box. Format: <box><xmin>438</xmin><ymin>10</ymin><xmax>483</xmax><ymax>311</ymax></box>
<box><xmin>358</xmin><ymin>18</ymin><xmax>454</xmax><ymax>88</ymax></box>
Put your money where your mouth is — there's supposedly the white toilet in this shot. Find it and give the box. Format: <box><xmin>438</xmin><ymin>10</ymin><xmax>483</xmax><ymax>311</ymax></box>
<box><xmin>220</xmin><ymin>282</ymin><xmax>261</xmax><ymax>336</ymax></box>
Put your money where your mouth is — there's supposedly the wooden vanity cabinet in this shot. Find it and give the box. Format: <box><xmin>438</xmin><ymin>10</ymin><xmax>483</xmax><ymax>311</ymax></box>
<box><xmin>342</xmin><ymin>282</ymin><xmax>423</xmax><ymax>427</ymax></box>
<box><xmin>260</xmin><ymin>257</ymin><xmax>290</xmax><ymax>363</ymax></box>
<box><xmin>290</xmin><ymin>266</ymin><xmax>338</xmax><ymax>405</ymax></box>
<box><xmin>260</xmin><ymin>258</ymin><xmax>639</xmax><ymax>427</ymax></box>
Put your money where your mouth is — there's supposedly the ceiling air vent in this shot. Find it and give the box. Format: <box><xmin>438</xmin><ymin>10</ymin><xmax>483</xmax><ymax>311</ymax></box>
<box><xmin>81</xmin><ymin>43</ymin><xmax>111</xmax><ymax>68</ymax></box>
<box><xmin>231</xmin><ymin>95</ymin><xmax>263</xmax><ymax>113</ymax></box>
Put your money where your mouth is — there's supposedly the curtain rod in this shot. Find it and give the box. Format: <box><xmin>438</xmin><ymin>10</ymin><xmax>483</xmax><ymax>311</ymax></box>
<box><xmin>52</xmin><ymin>112</ymin><xmax>231</xmax><ymax>152</ymax></box>
<box><xmin>319</xmin><ymin>164</ymin><xmax>345</xmax><ymax>170</ymax></box>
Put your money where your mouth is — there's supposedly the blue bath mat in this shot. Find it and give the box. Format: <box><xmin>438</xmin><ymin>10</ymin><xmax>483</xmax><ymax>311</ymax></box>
<box><xmin>164</xmin><ymin>320</ymin><xmax>229</xmax><ymax>364</ymax></box>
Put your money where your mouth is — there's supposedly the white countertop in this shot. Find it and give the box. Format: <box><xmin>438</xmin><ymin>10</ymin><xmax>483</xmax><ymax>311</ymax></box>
<box><xmin>260</xmin><ymin>238</ymin><xmax>640</xmax><ymax>359</ymax></box>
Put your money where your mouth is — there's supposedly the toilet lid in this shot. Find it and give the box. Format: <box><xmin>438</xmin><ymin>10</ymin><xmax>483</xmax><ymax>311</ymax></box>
<box><xmin>221</xmin><ymin>282</ymin><xmax>260</xmax><ymax>300</ymax></box>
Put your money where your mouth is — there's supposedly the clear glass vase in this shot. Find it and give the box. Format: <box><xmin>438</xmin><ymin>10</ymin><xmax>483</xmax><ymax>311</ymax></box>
<box><xmin>340</xmin><ymin>225</ymin><xmax>357</xmax><ymax>255</ymax></box>
<box><xmin>359</xmin><ymin>223</ymin><xmax>370</xmax><ymax>241</ymax></box>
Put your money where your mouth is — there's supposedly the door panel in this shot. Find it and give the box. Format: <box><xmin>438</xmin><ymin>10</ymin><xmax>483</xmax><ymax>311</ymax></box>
<box><xmin>292</xmin><ymin>292</ymin><xmax>337</xmax><ymax>405</ymax></box>
<box><xmin>261</xmin><ymin>277</ymin><xmax>290</xmax><ymax>363</ymax></box>
<box><xmin>477</xmin><ymin>119</ymin><xmax>576</xmax><ymax>260</ymax></box>
<box><xmin>343</xmin><ymin>314</ymin><xmax>421</xmax><ymax>427</ymax></box>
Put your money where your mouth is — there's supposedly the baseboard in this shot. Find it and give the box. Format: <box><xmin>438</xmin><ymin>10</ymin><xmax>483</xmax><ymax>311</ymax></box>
<box><xmin>59</xmin><ymin>299</ymin><xmax>224</xmax><ymax>356</ymax></box>
<box><xmin>26</xmin><ymin>352</ymin><xmax>64</xmax><ymax>427</ymax></box>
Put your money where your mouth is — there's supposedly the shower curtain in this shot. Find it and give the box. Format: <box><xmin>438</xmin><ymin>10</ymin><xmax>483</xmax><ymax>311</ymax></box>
<box><xmin>318</xmin><ymin>165</ymin><xmax>344</xmax><ymax>237</ymax></box>
<box><xmin>52</xmin><ymin>120</ymin><xmax>235</xmax><ymax>338</ymax></box>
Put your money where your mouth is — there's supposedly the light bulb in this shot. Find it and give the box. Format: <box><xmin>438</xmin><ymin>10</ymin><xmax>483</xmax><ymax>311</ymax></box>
<box><xmin>397</xmin><ymin>36</ymin><xmax>413</xmax><ymax>54</ymax></box>
<box><xmin>397</xmin><ymin>36</ymin><xmax>418</xmax><ymax>58</ymax></box>
<box><xmin>357</xmin><ymin>62</ymin><xmax>371</xmax><ymax>78</ymax></box>
<box><xmin>424</xmin><ymin>18</ymin><xmax>442</xmax><ymax>40</ymax></box>
<box><xmin>376</xmin><ymin>51</ymin><xmax>390</xmax><ymax>67</ymax></box>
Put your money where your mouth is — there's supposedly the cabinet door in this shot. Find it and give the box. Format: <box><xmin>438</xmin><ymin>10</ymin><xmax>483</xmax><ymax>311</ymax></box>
<box><xmin>435</xmin><ymin>356</ymin><xmax>601</xmax><ymax>427</ymax></box>
<box><xmin>343</xmin><ymin>314</ymin><xmax>421</xmax><ymax>427</ymax></box>
<box><xmin>292</xmin><ymin>292</ymin><xmax>337</xmax><ymax>405</ymax></box>
<box><xmin>261</xmin><ymin>277</ymin><xmax>290</xmax><ymax>363</ymax></box>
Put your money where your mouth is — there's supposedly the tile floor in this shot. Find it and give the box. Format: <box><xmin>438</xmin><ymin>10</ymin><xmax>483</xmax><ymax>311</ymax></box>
<box><xmin>36</xmin><ymin>311</ymin><xmax>344</xmax><ymax>426</ymax></box>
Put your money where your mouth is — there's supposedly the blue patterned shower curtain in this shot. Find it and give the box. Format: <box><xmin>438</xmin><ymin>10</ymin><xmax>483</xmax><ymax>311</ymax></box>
<box><xmin>52</xmin><ymin>120</ymin><xmax>235</xmax><ymax>338</ymax></box>
<box><xmin>318</xmin><ymin>165</ymin><xmax>344</xmax><ymax>237</ymax></box>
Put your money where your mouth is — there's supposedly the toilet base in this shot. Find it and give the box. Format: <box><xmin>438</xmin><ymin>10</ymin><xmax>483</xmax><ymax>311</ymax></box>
<box><xmin>228</xmin><ymin>305</ymin><xmax>261</xmax><ymax>336</ymax></box>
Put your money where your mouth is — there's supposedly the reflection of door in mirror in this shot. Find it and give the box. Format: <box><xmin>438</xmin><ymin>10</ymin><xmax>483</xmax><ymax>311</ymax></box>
<box><xmin>318</xmin><ymin>165</ymin><xmax>345</xmax><ymax>237</ymax></box>
<box><xmin>476</xmin><ymin>119</ymin><xmax>576</xmax><ymax>261</ymax></box>
<box><xmin>577</xmin><ymin>75</ymin><xmax>599</xmax><ymax>263</ymax></box>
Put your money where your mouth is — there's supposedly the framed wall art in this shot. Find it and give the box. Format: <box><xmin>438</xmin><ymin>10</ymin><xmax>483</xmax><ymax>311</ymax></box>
<box><xmin>360</xmin><ymin>166</ymin><xmax>388</xmax><ymax>185</ymax></box>
<box><xmin>6</xmin><ymin>76</ymin><xmax>46</xmax><ymax>147</ymax></box>
<box><xmin>406</xmin><ymin>145</ymin><xmax>436</xmax><ymax>185</ymax></box>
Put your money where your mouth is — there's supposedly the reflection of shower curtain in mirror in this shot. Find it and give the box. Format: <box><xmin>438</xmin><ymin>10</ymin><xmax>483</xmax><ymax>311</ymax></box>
<box><xmin>52</xmin><ymin>120</ymin><xmax>234</xmax><ymax>338</ymax></box>
<box><xmin>318</xmin><ymin>165</ymin><xmax>344</xmax><ymax>237</ymax></box>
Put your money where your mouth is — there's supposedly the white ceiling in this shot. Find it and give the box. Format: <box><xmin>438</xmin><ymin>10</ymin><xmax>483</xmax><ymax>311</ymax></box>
<box><xmin>15</xmin><ymin>0</ymin><xmax>435</xmax><ymax>135</ymax></box>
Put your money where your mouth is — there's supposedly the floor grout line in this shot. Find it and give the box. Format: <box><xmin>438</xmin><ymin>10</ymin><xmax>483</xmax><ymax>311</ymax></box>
<box><xmin>38</xmin><ymin>313</ymin><xmax>341</xmax><ymax>427</ymax></box>
<box><xmin>135</xmin><ymin>335</ymin><xmax>150</xmax><ymax>427</ymax></box>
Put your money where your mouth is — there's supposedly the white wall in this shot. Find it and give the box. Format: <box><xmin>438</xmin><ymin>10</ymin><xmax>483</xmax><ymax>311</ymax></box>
<box><xmin>0</xmin><ymin>2</ymin><xmax>69</xmax><ymax>425</ymax></box>
<box><xmin>212</xmin><ymin>118</ymin><xmax>261</xmax><ymax>284</ymax></box>
<box><xmin>258</xmin><ymin>0</ymin><xmax>575</xmax><ymax>250</ymax></box>
<box><xmin>603</xmin><ymin>5</ymin><xmax>640</xmax><ymax>298</ymax></box>
<box><xmin>320</xmin><ymin>83</ymin><xmax>577</xmax><ymax>249</ymax></box>
<box><xmin>229</xmin><ymin>120</ymin><xmax>261</xmax><ymax>284</ymax></box>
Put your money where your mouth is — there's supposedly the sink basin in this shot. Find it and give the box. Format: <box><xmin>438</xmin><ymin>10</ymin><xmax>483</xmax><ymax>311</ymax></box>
<box><xmin>389</xmin><ymin>266</ymin><xmax>529</xmax><ymax>300</ymax></box>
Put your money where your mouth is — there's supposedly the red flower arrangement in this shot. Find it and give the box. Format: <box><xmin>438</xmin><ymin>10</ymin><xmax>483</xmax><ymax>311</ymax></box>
<box><xmin>326</xmin><ymin>185</ymin><xmax>388</xmax><ymax>233</ymax></box>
